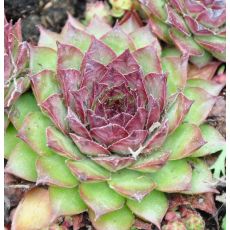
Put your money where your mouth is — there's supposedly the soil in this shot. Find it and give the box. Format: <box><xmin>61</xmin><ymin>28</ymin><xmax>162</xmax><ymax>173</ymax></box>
<box><xmin>4</xmin><ymin>0</ymin><xmax>226</xmax><ymax>229</ymax></box>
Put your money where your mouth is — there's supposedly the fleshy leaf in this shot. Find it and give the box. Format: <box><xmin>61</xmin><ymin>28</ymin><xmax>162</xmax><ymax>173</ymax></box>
<box><xmin>36</xmin><ymin>154</ymin><xmax>78</xmax><ymax>188</ymax></box>
<box><xmin>38</xmin><ymin>26</ymin><xmax>61</xmax><ymax>50</ymax></box>
<box><xmin>67</xmin><ymin>108</ymin><xmax>91</xmax><ymax>139</ymax></box>
<box><xmin>109</xmin><ymin>130</ymin><xmax>148</xmax><ymax>155</ymax></box>
<box><xmin>18</xmin><ymin>111</ymin><xmax>54</xmax><ymax>156</ymax></box>
<box><xmin>70</xmin><ymin>133</ymin><xmax>110</xmax><ymax>156</ymax></box>
<box><xmin>166</xmin><ymin>93</ymin><xmax>193</xmax><ymax>133</ymax></box>
<box><xmin>130</xmin><ymin>24</ymin><xmax>160</xmax><ymax>51</ymax></box>
<box><xmin>149</xmin><ymin>16</ymin><xmax>172</xmax><ymax>43</ymax></box>
<box><xmin>61</xmin><ymin>22</ymin><xmax>92</xmax><ymax>52</ymax></box>
<box><xmin>8</xmin><ymin>92</ymin><xmax>39</xmax><ymax>130</ymax></box>
<box><xmin>46</xmin><ymin>126</ymin><xmax>84</xmax><ymax>160</ymax></box>
<box><xmin>102</xmin><ymin>25</ymin><xmax>135</xmax><ymax>55</ymax></box>
<box><xmin>67</xmin><ymin>159</ymin><xmax>110</xmax><ymax>182</ymax></box>
<box><xmin>92</xmin><ymin>155</ymin><xmax>135</xmax><ymax>172</ymax></box>
<box><xmin>108</xmin><ymin>49</ymin><xmax>139</xmax><ymax>74</ymax></box>
<box><xmin>188</xmin><ymin>62</ymin><xmax>220</xmax><ymax>80</ymax></box>
<box><xmin>57</xmin><ymin>42</ymin><xmax>83</xmax><ymax>70</ymax></box>
<box><xmin>133</xmin><ymin>44</ymin><xmax>162</xmax><ymax>75</ymax></box>
<box><xmin>183</xmin><ymin>159</ymin><xmax>217</xmax><ymax>194</ymax></box>
<box><xmin>145</xmin><ymin>73</ymin><xmax>167</xmax><ymax>111</ymax></box>
<box><xmin>151</xmin><ymin>160</ymin><xmax>192</xmax><ymax>192</ymax></box>
<box><xmin>41</xmin><ymin>94</ymin><xmax>68</xmax><ymax>134</ymax></box>
<box><xmin>163</xmin><ymin>123</ymin><xmax>205</xmax><ymax>160</ymax></box>
<box><xmin>162</xmin><ymin>54</ymin><xmax>188</xmax><ymax>96</ymax></box>
<box><xmin>11</xmin><ymin>188</ymin><xmax>51</xmax><ymax>230</ymax></box>
<box><xmin>119</xmin><ymin>11</ymin><xmax>142</xmax><ymax>34</ymax></box>
<box><xmin>184</xmin><ymin>87</ymin><xmax>218</xmax><ymax>125</ymax></box>
<box><xmin>4</xmin><ymin>124</ymin><xmax>20</xmax><ymax>159</ymax></box>
<box><xmin>139</xmin><ymin>0</ymin><xmax>167</xmax><ymax>21</ymax></box>
<box><xmin>5</xmin><ymin>141</ymin><xmax>38</xmax><ymax>182</ymax></box>
<box><xmin>90</xmin><ymin>124</ymin><xmax>129</xmax><ymax>146</ymax></box>
<box><xmin>80</xmin><ymin>182</ymin><xmax>125</xmax><ymax>219</ymax></box>
<box><xmin>166</xmin><ymin>5</ymin><xmax>190</xmax><ymax>36</ymax></box>
<box><xmin>30</xmin><ymin>70</ymin><xmax>60</xmax><ymax>104</ymax></box>
<box><xmin>169</xmin><ymin>28</ymin><xmax>204</xmax><ymax>56</ymax></box>
<box><xmin>86</xmin><ymin>37</ymin><xmax>116</xmax><ymax>65</ymax></box>
<box><xmin>127</xmin><ymin>190</ymin><xmax>168</xmax><ymax>229</ymax></box>
<box><xmin>49</xmin><ymin>186</ymin><xmax>87</xmax><ymax>221</ymax></box>
<box><xmin>186</xmin><ymin>79</ymin><xmax>224</xmax><ymax>96</ymax></box>
<box><xmin>29</xmin><ymin>45</ymin><xmax>57</xmax><ymax>74</ymax></box>
<box><xmin>129</xmin><ymin>150</ymin><xmax>169</xmax><ymax>173</ymax></box>
<box><xmin>108</xmin><ymin>169</ymin><xmax>156</xmax><ymax>201</ymax></box>
<box><xmin>89</xmin><ymin>206</ymin><xmax>134</xmax><ymax>230</ymax></box>
<box><xmin>191</xmin><ymin>124</ymin><xmax>225</xmax><ymax>157</ymax></box>
<box><xmin>86</xmin><ymin>15</ymin><xmax>112</xmax><ymax>38</ymax></box>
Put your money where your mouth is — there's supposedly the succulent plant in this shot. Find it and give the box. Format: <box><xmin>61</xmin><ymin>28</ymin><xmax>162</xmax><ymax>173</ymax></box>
<box><xmin>182</xmin><ymin>212</ymin><xmax>205</xmax><ymax>230</ymax></box>
<box><xmin>162</xmin><ymin>221</ymin><xmax>186</xmax><ymax>230</ymax></box>
<box><xmin>138</xmin><ymin>0</ymin><xmax>226</xmax><ymax>66</ymax></box>
<box><xmin>5</xmin><ymin>12</ymin><xmax>225</xmax><ymax>230</ymax></box>
<box><xmin>4</xmin><ymin>17</ymin><xmax>30</xmax><ymax>128</ymax></box>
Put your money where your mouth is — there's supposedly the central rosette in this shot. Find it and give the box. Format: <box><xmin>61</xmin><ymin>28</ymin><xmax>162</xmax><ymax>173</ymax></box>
<box><xmin>31</xmin><ymin>31</ymin><xmax>169</xmax><ymax>172</ymax></box>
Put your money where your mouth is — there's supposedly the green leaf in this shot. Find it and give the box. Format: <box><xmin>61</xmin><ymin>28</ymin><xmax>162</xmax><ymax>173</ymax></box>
<box><xmin>108</xmin><ymin>169</ymin><xmax>156</xmax><ymax>200</ymax></box>
<box><xmin>9</xmin><ymin>92</ymin><xmax>39</xmax><ymax>130</ymax></box>
<box><xmin>162</xmin><ymin>55</ymin><xmax>187</xmax><ymax>96</ymax></box>
<box><xmin>4</xmin><ymin>124</ymin><xmax>20</xmax><ymax>159</ymax></box>
<box><xmin>184</xmin><ymin>87</ymin><xmax>217</xmax><ymax>125</ymax></box>
<box><xmin>127</xmin><ymin>190</ymin><xmax>168</xmax><ymax>229</ymax></box>
<box><xmin>129</xmin><ymin>150</ymin><xmax>169</xmax><ymax>173</ymax></box>
<box><xmin>151</xmin><ymin>160</ymin><xmax>192</xmax><ymax>192</ymax></box>
<box><xmin>36</xmin><ymin>154</ymin><xmax>78</xmax><ymax>188</ymax></box>
<box><xmin>79</xmin><ymin>182</ymin><xmax>125</xmax><ymax>218</ymax></box>
<box><xmin>11</xmin><ymin>188</ymin><xmax>51</xmax><ymax>230</ymax></box>
<box><xmin>89</xmin><ymin>206</ymin><xmax>134</xmax><ymax>230</ymax></box>
<box><xmin>183</xmin><ymin>158</ymin><xmax>217</xmax><ymax>194</ymax></box>
<box><xmin>102</xmin><ymin>25</ymin><xmax>134</xmax><ymax>55</ymax></box>
<box><xmin>67</xmin><ymin>159</ymin><xmax>110</xmax><ymax>182</ymax></box>
<box><xmin>46</xmin><ymin>126</ymin><xmax>84</xmax><ymax>160</ymax></box>
<box><xmin>18</xmin><ymin>111</ymin><xmax>54</xmax><ymax>156</ymax></box>
<box><xmin>186</xmin><ymin>79</ymin><xmax>224</xmax><ymax>96</ymax></box>
<box><xmin>163</xmin><ymin>123</ymin><xmax>205</xmax><ymax>160</ymax></box>
<box><xmin>5</xmin><ymin>141</ymin><xmax>38</xmax><ymax>182</ymax></box>
<box><xmin>191</xmin><ymin>124</ymin><xmax>225</xmax><ymax>157</ymax></box>
<box><xmin>30</xmin><ymin>46</ymin><xmax>57</xmax><ymax>74</ymax></box>
<box><xmin>49</xmin><ymin>186</ymin><xmax>87</xmax><ymax>221</ymax></box>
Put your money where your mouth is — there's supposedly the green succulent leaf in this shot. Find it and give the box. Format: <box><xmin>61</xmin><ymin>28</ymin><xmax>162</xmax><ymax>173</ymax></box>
<box><xmin>79</xmin><ymin>182</ymin><xmax>125</xmax><ymax>219</ymax></box>
<box><xmin>5</xmin><ymin>141</ymin><xmax>38</xmax><ymax>182</ymax></box>
<box><xmin>186</xmin><ymin>79</ymin><xmax>224</xmax><ymax>96</ymax></box>
<box><xmin>183</xmin><ymin>158</ymin><xmax>217</xmax><ymax>194</ymax></box>
<box><xmin>8</xmin><ymin>92</ymin><xmax>40</xmax><ymax>130</ymax></box>
<box><xmin>67</xmin><ymin>159</ymin><xmax>111</xmax><ymax>182</ymax></box>
<box><xmin>191</xmin><ymin>124</ymin><xmax>225</xmax><ymax>157</ymax></box>
<box><xmin>89</xmin><ymin>206</ymin><xmax>134</xmax><ymax>230</ymax></box>
<box><xmin>4</xmin><ymin>124</ymin><xmax>20</xmax><ymax>159</ymax></box>
<box><xmin>163</xmin><ymin>123</ymin><xmax>205</xmax><ymax>160</ymax></box>
<box><xmin>151</xmin><ymin>160</ymin><xmax>192</xmax><ymax>192</ymax></box>
<box><xmin>184</xmin><ymin>87</ymin><xmax>217</xmax><ymax>125</ymax></box>
<box><xmin>108</xmin><ymin>169</ymin><xmax>156</xmax><ymax>200</ymax></box>
<box><xmin>49</xmin><ymin>186</ymin><xmax>87</xmax><ymax>221</ymax></box>
<box><xmin>30</xmin><ymin>46</ymin><xmax>57</xmax><ymax>74</ymax></box>
<box><xmin>46</xmin><ymin>126</ymin><xmax>84</xmax><ymax>160</ymax></box>
<box><xmin>36</xmin><ymin>154</ymin><xmax>78</xmax><ymax>188</ymax></box>
<box><xmin>18</xmin><ymin>111</ymin><xmax>54</xmax><ymax>156</ymax></box>
<box><xmin>127</xmin><ymin>190</ymin><xmax>168</xmax><ymax>229</ymax></box>
<box><xmin>11</xmin><ymin>188</ymin><xmax>51</xmax><ymax>230</ymax></box>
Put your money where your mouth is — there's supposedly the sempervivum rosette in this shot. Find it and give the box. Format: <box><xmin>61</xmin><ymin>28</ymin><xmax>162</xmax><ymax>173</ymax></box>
<box><xmin>5</xmin><ymin>12</ymin><xmax>225</xmax><ymax>230</ymax></box>
<box><xmin>4</xmin><ymin>17</ymin><xmax>29</xmax><ymax>129</ymax></box>
<box><xmin>138</xmin><ymin>0</ymin><xmax>226</xmax><ymax>66</ymax></box>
